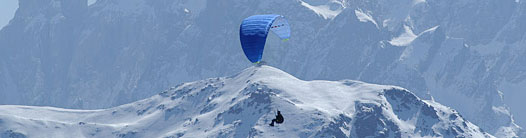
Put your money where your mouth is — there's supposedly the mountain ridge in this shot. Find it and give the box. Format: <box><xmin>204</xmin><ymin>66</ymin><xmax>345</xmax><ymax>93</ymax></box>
<box><xmin>0</xmin><ymin>66</ymin><xmax>494</xmax><ymax>138</ymax></box>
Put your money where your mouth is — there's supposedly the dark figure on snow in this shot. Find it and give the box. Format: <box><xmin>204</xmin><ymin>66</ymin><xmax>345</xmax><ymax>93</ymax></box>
<box><xmin>269</xmin><ymin>111</ymin><xmax>284</xmax><ymax>126</ymax></box>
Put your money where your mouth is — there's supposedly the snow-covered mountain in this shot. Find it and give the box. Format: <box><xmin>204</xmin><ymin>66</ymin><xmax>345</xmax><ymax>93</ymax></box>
<box><xmin>0</xmin><ymin>66</ymin><xmax>494</xmax><ymax>138</ymax></box>
<box><xmin>0</xmin><ymin>0</ymin><xmax>525</xmax><ymax>137</ymax></box>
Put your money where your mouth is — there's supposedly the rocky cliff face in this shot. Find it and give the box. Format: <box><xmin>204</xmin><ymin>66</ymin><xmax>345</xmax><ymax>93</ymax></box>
<box><xmin>0</xmin><ymin>0</ymin><xmax>524</xmax><ymax>136</ymax></box>
<box><xmin>0</xmin><ymin>0</ymin><xmax>87</xmax><ymax>105</ymax></box>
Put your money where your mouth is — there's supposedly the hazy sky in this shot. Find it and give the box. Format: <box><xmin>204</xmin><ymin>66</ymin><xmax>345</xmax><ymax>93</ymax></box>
<box><xmin>0</xmin><ymin>0</ymin><xmax>18</xmax><ymax>29</ymax></box>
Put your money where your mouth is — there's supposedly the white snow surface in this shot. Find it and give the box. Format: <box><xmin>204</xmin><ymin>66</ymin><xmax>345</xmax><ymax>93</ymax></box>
<box><xmin>390</xmin><ymin>25</ymin><xmax>439</xmax><ymax>47</ymax></box>
<box><xmin>88</xmin><ymin>0</ymin><xmax>97</xmax><ymax>6</ymax></box>
<box><xmin>355</xmin><ymin>9</ymin><xmax>379</xmax><ymax>28</ymax></box>
<box><xmin>300</xmin><ymin>0</ymin><xmax>343</xmax><ymax>20</ymax></box>
<box><xmin>413</xmin><ymin>0</ymin><xmax>426</xmax><ymax>5</ymax></box>
<box><xmin>0</xmin><ymin>66</ymin><xmax>493</xmax><ymax>138</ymax></box>
<box><xmin>389</xmin><ymin>25</ymin><xmax>418</xmax><ymax>46</ymax></box>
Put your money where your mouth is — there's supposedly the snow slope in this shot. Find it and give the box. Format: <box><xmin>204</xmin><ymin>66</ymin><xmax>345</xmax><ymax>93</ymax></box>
<box><xmin>0</xmin><ymin>66</ymin><xmax>493</xmax><ymax>138</ymax></box>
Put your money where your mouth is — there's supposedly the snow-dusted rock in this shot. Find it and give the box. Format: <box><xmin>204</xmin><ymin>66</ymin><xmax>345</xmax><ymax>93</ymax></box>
<box><xmin>0</xmin><ymin>66</ymin><xmax>493</xmax><ymax>138</ymax></box>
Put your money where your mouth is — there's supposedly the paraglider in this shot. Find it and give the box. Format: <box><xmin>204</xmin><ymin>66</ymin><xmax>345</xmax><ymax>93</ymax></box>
<box><xmin>239</xmin><ymin>14</ymin><xmax>291</xmax><ymax>63</ymax></box>
<box><xmin>269</xmin><ymin>110</ymin><xmax>284</xmax><ymax>126</ymax></box>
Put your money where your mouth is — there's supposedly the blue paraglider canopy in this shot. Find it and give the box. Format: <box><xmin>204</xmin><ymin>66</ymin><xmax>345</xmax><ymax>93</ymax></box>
<box><xmin>240</xmin><ymin>14</ymin><xmax>291</xmax><ymax>63</ymax></box>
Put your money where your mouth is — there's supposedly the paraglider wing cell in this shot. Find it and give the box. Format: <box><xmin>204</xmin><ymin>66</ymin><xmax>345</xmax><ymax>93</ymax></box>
<box><xmin>269</xmin><ymin>16</ymin><xmax>291</xmax><ymax>40</ymax></box>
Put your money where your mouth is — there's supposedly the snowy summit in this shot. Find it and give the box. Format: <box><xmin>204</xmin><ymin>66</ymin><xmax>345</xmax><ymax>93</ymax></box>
<box><xmin>0</xmin><ymin>65</ymin><xmax>493</xmax><ymax>137</ymax></box>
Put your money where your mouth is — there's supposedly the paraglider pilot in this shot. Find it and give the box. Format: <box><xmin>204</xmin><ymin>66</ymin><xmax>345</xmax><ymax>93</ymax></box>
<box><xmin>269</xmin><ymin>111</ymin><xmax>284</xmax><ymax>126</ymax></box>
